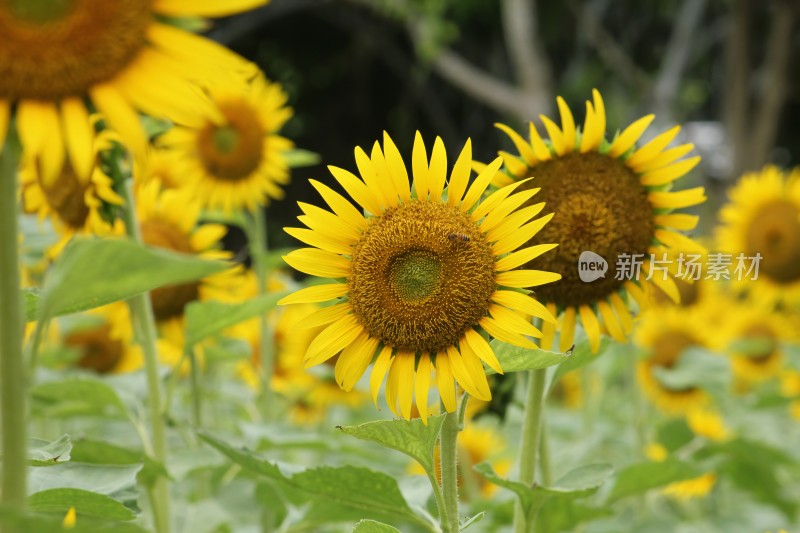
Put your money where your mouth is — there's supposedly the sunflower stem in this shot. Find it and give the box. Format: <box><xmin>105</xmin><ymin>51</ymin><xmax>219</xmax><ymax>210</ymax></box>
<box><xmin>539</xmin><ymin>414</ymin><xmax>553</xmax><ymax>487</ymax></box>
<box><xmin>440</xmin><ymin>403</ymin><xmax>462</xmax><ymax>533</ymax></box>
<box><xmin>119</xmin><ymin>178</ymin><xmax>171</xmax><ymax>533</ymax></box>
<box><xmin>513</xmin><ymin>367</ymin><xmax>548</xmax><ymax>533</ymax></box>
<box><xmin>0</xmin><ymin>126</ymin><xmax>27</xmax><ymax>510</ymax></box>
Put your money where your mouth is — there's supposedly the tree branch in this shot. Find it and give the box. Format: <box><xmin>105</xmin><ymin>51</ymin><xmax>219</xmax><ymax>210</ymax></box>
<box><xmin>501</xmin><ymin>0</ymin><xmax>552</xmax><ymax>98</ymax></box>
<box><xmin>723</xmin><ymin>0</ymin><xmax>751</xmax><ymax>177</ymax></box>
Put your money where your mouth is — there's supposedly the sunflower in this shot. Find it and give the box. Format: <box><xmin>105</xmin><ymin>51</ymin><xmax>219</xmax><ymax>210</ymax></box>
<box><xmin>661</xmin><ymin>473</ymin><xmax>717</xmax><ymax>501</ymax></box>
<box><xmin>158</xmin><ymin>71</ymin><xmax>294</xmax><ymax>212</ymax></box>
<box><xmin>20</xmin><ymin>129</ymin><xmax>123</xmax><ymax>256</ymax></box>
<box><xmin>635</xmin><ymin>306</ymin><xmax>713</xmax><ymax>415</ymax></box>
<box><xmin>64</xmin><ymin>303</ymin><xmax>142</xmax><ymax>374</ymax></box>
<box><xmin>0</xmin><ymin>0</ymin><xmax>266</xmax><ymax>171</ymax></box>
<box><xmin>278</xmin><ymin>132</ymin><xmax>560</xmax><ymax>422</ymax></box>
<box><xmin>716</xmin><ymin>166</ymin><xmax>800</xmax><ymax>306</ymax></box>
<box><xmin>134</xmin><ymin>179</ymin><xmax>233</xmax><ymax>323</ymax></box>
<box><xmin>487</xmin><ymin>90</ymin><xmax>706</xmax><ymax>353</ymax></box>
<box><xmin>720</xmin><ymin>302</ymin><xmax>788</xmax><ymax>387</ymax></box>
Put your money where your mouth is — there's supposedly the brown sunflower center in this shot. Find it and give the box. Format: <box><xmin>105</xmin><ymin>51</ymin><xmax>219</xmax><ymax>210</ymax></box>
<box><xmin>348</xmin><ymin>200</ymin><xmax>496</xmax><ymax>353</ymax></box>
<box><xmin>652</xmin><ymin>278</ymin><xmax>699</xmax><ymax>307</ymax></box>
<box><xmin>520</xmin><ymin>152</ymin><xmax>654</xmax><ymax>308</ymax></box>
<box><xmin>67</xmin><ymin>323</ymin><xmax>124</xmax><ymax>374</ymax></box>
<box><xmin>739</xmin><ymin>323</ymin><xmax>778</xmax><ymax>364</ymax></box>
<box><xmin>649</xmin><ymin>331</ymin><xmax>698</xmax><ymax>392</ymax></box>
<box><xmin>39</xmin><ymin>163</ymin><xmax>90</xmax><ymax>229</ymax></box>
<box><xmin>141</xmin><ymin>219</ymin><xmax>200</xmax><ymax>321</ymax></box>
<box><xmin>745</xmin><ymin>200</ymin><xmax>800</xmax><ymax>284</ymax></box>
<box><xmin>197</xmin><ymin>100</ymin><xmax>265</xmax><ymax>181</ymax></box>
<box><xmin>0</xmin><ymin>0</ymin><xmax>152</xmax><ymax>100</ymax></box>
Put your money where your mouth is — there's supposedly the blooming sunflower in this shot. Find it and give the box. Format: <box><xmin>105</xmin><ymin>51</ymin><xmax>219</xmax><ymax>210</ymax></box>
<box><xmin>279</xmin><ymin>132</ymin><xmax>560</xmax><ymax>422</ymax></box>
<box><xmin>0</xmin><ymin>0</ymin><xmax>266</xmax><ymax>168</ymax></box>
<box><xmin>635</xmin><ymin>306</ymin><xmax>713</xmax><ymax>415</ymax></box>
<box><xmin>716</xmin><ymin>166</ymin><xmax>800</xmax><ymax>306</ymax></box>
<box><xmin>487</xmin><ymin>90</ymin><xmax>706</xmax><ymax>353</ymax></box>
<box><xmin>20</xmin><ymin>129</ymin><xmax>123</xmax><ymax>256</ymax></box>
<box><xmin>158</xmin><ymin>71</ymin><xmax>294</xmax><ymax>212</ymax></box>
<box><xmin>135</xmin><ymin>179</ymin><xmax>234</xmax><ymax>323</ymax></box>
<box><xmin>64</xmin><ymin>303</ymin><xmax>142</xmax><ymax>374</ymax></box>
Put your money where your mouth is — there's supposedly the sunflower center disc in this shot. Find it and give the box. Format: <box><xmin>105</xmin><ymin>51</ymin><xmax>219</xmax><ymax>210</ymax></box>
<box><xmin>349</xmin><ymin>200</ymin><xmax>496</xmax><ymax>353</ymax></box>
<box><xmin>0</xmin><ymin>0</ymin><xmax>152</xmax><ymax>100</ymax></box>
<box><xmin>740</xmin><ymin>323</ymin><xmax>778</xmax><ymax>364</ymax></box>
<box><xmin>650</xmin><ymin>331</ymin><xmax>697</xmax><ymax>392</ymax></box>
<box><xmin>67</xmin><ymin>323</ymin><xmax>124</xmax><ymax>374</ymax></box>
<box><xmin>745</xmin><ymin>200</ymin><xmax>800</xmax><ymax>284</ymax></box>
<box><xmin>197</xmin><ymin>100</ymin><xmax>265</xmax><ymax>181</ymax></box>
<box><xmin>141</xmin><ymin>219</ymin><xmax>200</xmax><ymax>321</ymax></box>
<box><xmin>519</xmin><ymin>152</ymin><xmax>654</xmax><ymax>308</ymax></box>
<box><xmin>38</xmin><ymin>164</ymin><xmax>90</xmax><ymax>229</ymax></box>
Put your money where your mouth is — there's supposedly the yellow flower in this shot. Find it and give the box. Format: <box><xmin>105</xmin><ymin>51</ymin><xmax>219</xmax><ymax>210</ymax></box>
<box><xmin>159</xmin><ymin>71</ymin><xmax>294</xmax><ymax>212</ymax></box>
<box><xmin>0</xmin><ymin>0</ymin><xmax>267</xmax><ymax>168</ymax></box>
<box><xmin>279</xmin><ymin>132</ymin><xmax>560</xmax><ymax>422</ymax></box>
<box><xmin>488</xmin><ymin>90</ymin><xmax>705</xmax><ymax>353</ymax></box>
<box><xmin>62</xmin><ymin>506</ymin><xmax>76</xmax><ymax>529</ymax></box>
<box><xmin>716</xmin><ymin>166</ymin><xmax>800</xmax><ymax>306</ymax></box>
<box><xmin>687</xmin><ymin>408</ymin><xmax>730</xmax><ymax>442</ymax></box>
<box><xmin>64</xmin><ymin>303</ymin><xmax>143</xmax><ymax>374</ymax></box>
<box><xmin>662</xmin><ymin>473</ymin><xmax>717</xmax><ymax>501</ymax></box>
<box><xmin>645</xmin><ymin>443</ymin><xmax>668</xmax><ymax>462</ymax></box>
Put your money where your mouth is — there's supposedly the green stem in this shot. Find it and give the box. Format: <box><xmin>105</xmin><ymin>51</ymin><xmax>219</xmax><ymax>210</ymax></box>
<box><xmin>539</xmin><ymin>415</ymin><xmax>553</xmax><ymax>487</ymax></box>
<box><xmin>189</xmin><ymin>347</ymin><xmax>202</xmax><ymax>430</ymax></box>
<box><xmin>426</xmin><ymin>471</ymin><xmax>449</xmax><ymax>532</ymax></box>
<box><xmin>119</xmin><ymin>179</ymin><xmax>171</xmax><ymax>533</ymax></box>
<box><xmin>513</xmin><ymin>368</ymin><xmax>547</xmax><ymax>533</ymax></box>
<box><xmin>439</xmin><ymin>406</ymin><xmax>461</xmax><ymax>533</ymax></box>
<box><xmin>0</xmin><ymin>127</ymin><xmax>27</xmax><ymax>508</ymax></box>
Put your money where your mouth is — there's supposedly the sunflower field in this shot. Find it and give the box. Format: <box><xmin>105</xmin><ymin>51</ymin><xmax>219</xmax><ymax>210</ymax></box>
<box><xmin>2</xmin><ymin>1</ymin><xmax>799</xmax><ymax>532</ymax></box>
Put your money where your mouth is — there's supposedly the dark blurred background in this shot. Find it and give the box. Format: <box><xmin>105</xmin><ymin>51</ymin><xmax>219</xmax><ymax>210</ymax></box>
<box><xmin>208</xmin><ymin>0</ymin><xmax>799</xmax><ymax>250</ymax></box>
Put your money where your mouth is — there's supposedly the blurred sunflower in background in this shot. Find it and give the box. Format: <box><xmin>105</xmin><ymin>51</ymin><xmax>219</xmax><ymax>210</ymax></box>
<box><xmin>159</xmin><ymin>71</ymin><xmax>294</xmax><ymax>212</ymax></box>
<box><xmin>279</xmin><ymin>132</ymin><xmax>560</xmax><ymax>422</ymax></box>
<box><xmin>716</xmin><ymin>166</ymin><xmax>800</xmax><ymax>306</ymax></box>
<box><xmin>0</xmin><ymin>0</ymin><xmax>266</xmax><ymax>164</ymax></box>
<box><xmin>486</xmin><ymin>90</ymin><xmax>705</xmax><ymax>353</ymax></box>
<box><xmin>63</xmin><ymin>303</ymin><xmax>142</xmax><ymax>374</ymax></box>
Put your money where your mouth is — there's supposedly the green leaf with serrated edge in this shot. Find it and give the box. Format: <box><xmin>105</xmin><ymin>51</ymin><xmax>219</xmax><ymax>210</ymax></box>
<box><xmin>651</xmin><ymin>347</ymin><xmax>730</xmax><ymax>391</ymax></box>
<box><xmin>606</xmin><ymin>459</ymin><xmax>701</xmax><ymax>503</ymax></box>
<box><xmin>28</xmin><ymin>463</ymin><xmax>142</xmax><ymax>499</ymax></box>
<box><xmin>352</xmin><ymin>519</ymin><xmax>401</xmax><ymax>533</ymax></box>
<box><xmin>199</xmin><ymin>432</ymin><xmax>429</xmax><ymax>528</ymax></box>
<box><xmin>37</xmin><ymin>237</ymin><xmax>229</xmax><ymax>321</ymax></box>
<box><xmin>31</xmin><ymin>378</ymin><xmax>125</xmax><ymax>417</ymax></box>
<box><xmin>29</xmin><ymin>435</ymin><xmax>72</xmax><ymax>466</ymax></box>
<box><xmin>284</xmin><ymin>148</ymin><xmax>321</xmax><ymax>168</ymax></box>
<box><xmin>0</xmin><ymin>508</ymin><xmax>147</xmax><ymax>533</ymax></box>
<box><xmin>184</xmin><ymin>292</ymin><xmax>287</xmax><ymax>347</ymax></box>
<box><xmin>337</xmin><ymin>414</ymin><xmax>446</xmax><ymax>475</ymax></box>
<box><xmin>488</xmin><ymin>339</ymin><xmax>570</xmax><ymax>375</ymax></box>
<box><xmin>461</xmin><ymin>512</ymin><xmax>486</xmax><ymax>531</ymax></box>
<box><xmin>28</xmin><ymin>488</ymin><xmax>136</xmax><ymax>521</ymax></box>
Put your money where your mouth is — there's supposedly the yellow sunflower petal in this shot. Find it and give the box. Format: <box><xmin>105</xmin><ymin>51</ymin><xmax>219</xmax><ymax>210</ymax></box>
<box><xmin>540</xmin><ymin>114</ymin><xmax>566</xmax><ymax>156</ymax></box>
<box><xmin>580</xmin><ymin>100</ymin><xmax>597</xmax><ymax>153</ymax></box>
<box><xmin>361</xmin><ymin>145</ymin><xmax>395</xmax><ymax>208</ymax></box>
<box><xmin>155</xmin><ymin>0</ymin><xmax>267</xmax><ymax>17</ymax></box>
<box><xmin>540</xmin><ymin>303</ymin><xmax>558</xmax><ymax>350</ymax></box>
<box><xmin>295</xmin><ymin>302</ymin><xmax>352</xmax><ymax>330</ymax></box>
<box><xmin>394</xmin><ymin>352</ymin><xmax>416</xmax><ymax>419</ymax></box>
<box><xmin>462</xmin><ymin>157</ymin><xmax>503</xmax><ymax>212</ymax></box>
<box><xmin>626</xmin><ymin>125</ymin><xmax>681</xmax><ymax>167</ymax></box>
<box><xmin>645</xmin><ymin>271</ymin><xmax>680</xmax><ymax>304</ymax></box>
<box><xmin>609</xmin><ymin>114</ymin><xmax>655</xmax><ymax>158</ymax></box>
<box><xmin>309</xmin><ymin>179</ymin><xmax>367</xmax><ymax>230</ymax></box>
<box><xmin>297</xmin><ymin>202</ymin><xmax>363</xmax><ymax>241</ymax></box>
<box><xmin>382</xmin><ymin>132</ymin><xmax>411</xmax><ymax>202</ymax></box>
<box><xmin>655</xmin><ymin>229</ymin><xmax>707</xmax><ymax>254</ymax></box>
<box><xmin>327</xmin><ymin>165</ymin><xmax>383</xmax><ymax>215</ymax></box>
<box><xmin>385</xmin><ymin>357</ymin><xmax>401</xmax><ymax>416</ymax></box>
<box><xmin>459</xmin><ymin>343</ymin><xmax>493</xmax><ymax>400</ymax></box>
<box><xmin>60</xmin><ymin>98</ymin><xmax>95</xmax><ymax>180</ymax></box>
<box><xmin>436</xmin><ymin>352</ymin><xmax>457</xmax><ymax>412</ymax></box>
<box><xmin>428</xmin><ymin>137</ymin><xmax>448</xmax><ymax>201</ymax></box>
<box><xmin>597</xmin><ymin>300</ymin><xmax>626</xmax><ymax>343</ymax></box>
<box><xmin>447</xmin><ymin>138</ymin><xmax>472</xmax><ymax>206</ymax></box>
<box><xmin>479</xmin><ymin>316</ymin><xmax>538</xmax><ymax>350</ymax></box>
<box><xmin>0</xmin><ymin>100</ymin><xmax>8</xmax><ymax>149</ymax></box>
<box><xmin>278</xmin><ymin>283</ymin><xmax>347</xmax><ymax>305</ymax></box>
<box><xmin>371</xmin><ymin>346</ymin><xmax>394</xmax><ymax>407</ymax></box>
<box><xmin>609</xmin><ymin>292</ymin><xmax>633</xmax><ymax>335</ymax></box>
<box><xmin>490</xmin><ymin>290</ymin><xmax>557</xmax><ymax>324</ymax></box>
<box><xmin>486</xmin><ymin>203</ymin><xmax>546</xmax><ymax>244</ymax></box>
<box><xmin>338</xmin><ymin>334</ymin><xmax>380</xmax><ymax>391</ymax></box>
<box><xmin>90</xmin><ymin>83</ymin><xmax>147</xmax><ymax>159</ymax></box>
<box><xmin>492</xmin><ymin>213</ymin><xmax>554</xmax><ymax>256</ymax></box>
<box><xmin>528</xmin><ymin>121</ymin><xmax>552</xmax><ymax>161</ymax></box>
<box><xmin>494</xmin><ymin>243</ymin><xmax>558</xmax><ymax>272</ymax></box>
<box><xmin>556</xmin><ymin>96</ymin><xmax>576</xmax><ymax>152</ymax></box>
<box><xmin>495</xmin><ymin>269</ymin><xmax>561</xmax><ymax>289</ymax></box>
<box><xmin>285</xmin><ymin>227</ymin><xmax>352</xmax><ymax>255</ymax></box>
<box><xmin>500</xmin><ymin>152</ymin><xmax>527</xmax><ymax>179</ymax></box>
<box><xmin>648</xmin><ymin>187</ymin><xmax>707</xmax><ymax>209</ymax></box>
<box><xmin>640</xmin><ymin>156</ymin><xmax>701</xmax><ymax>186</ymax></box>
<box><xmin>632</xmin><ymin>144</ymin><xmax>695</xmax><ymax>174</ymax></box>
<box><xmin>480</xmin><ymin>188</ymin><xmax>540</xmax><ymax>233</ymax></box>
<box><xmin>283</xmin><ymin>248</ymin><xmax>350</xmax><ymax>279</ymax></box>
<box><xmin>148</xmin><ymin>23</ymin><xmax>249</xmax><ymax>72</ymax></box>
<box><xmin>463</xmin><ymin>329</ymin><xmax>503</xmax><ymax>374</ymax></box>
<box><xmin>578</xmin><ymin>304</ymin><xmax>601</xmax><ymax>353</ymax></box>
<box><xmin>447</xmin><ymin>346</ymin><xmax>489</xmax><ymax>401</ymax></box>
<box><xmin>304</xmin><ymin>314</ymin><xmax>363</xmax><ymax>367</ymax></box>
<box><xmin>489</xmin><ymin>304</ymin><xmax>543</xmax><ymax>338</ymax></box>
<box><xmin>16</xmin><ymin>100</ymin><xmax>49</xmax><ymax>156</ymax></box>
<box><xmin>412</xmin><ymin>131</ymin><xmax>431</xmax><ymax>200</ymax></box>
<box><xmin>559</xmin><ymin>306</ymin><xmax>577</xmax><ymax>353</ymax></box>
<box><xmin>654</xmin><ymin>214</ymin><xmax>699</xmax><ymax>231</ymax></box>
<box><xmin>592</xmin><ymin>89</ymin><xmax>606</xmax><ymax>143</ymax></box>
<box><xmin>415</xmin><ymin>354</ymin><xmax>432</xmax><ymax>424</ymax></box>
<box><xmin>471</xmin><ymin>178</ymin><xmax>532</xmax><ymax>223</ymax></box>
<box><xmin>495</xmin><ymin>122</ymin><xmax>537</xmax><ymax>165</ymax></box>
<box><xmin>624</xmin><ymin>281</ymin><xmax>649</xmax><ymax>310</ymax></box>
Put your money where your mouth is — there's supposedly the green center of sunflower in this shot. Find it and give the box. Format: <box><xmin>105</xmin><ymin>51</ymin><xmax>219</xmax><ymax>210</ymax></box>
<box><xmin>745</xmin><ymin>200</ymin><xmax>800</xmax><ymax>284</ymax></box>
<box><xmin>348</xmin><ymin>200</ymin><xmax>496</xmax><ymax>353</ymax></box>
<box><xmin>0</xmin><ymin>0</ymin><xmax>152</xmax><ymax>100</ymax></box>
<box><xmin>519</xmin><ymin>152</ymin><xmax>654</xmax><ymax>308</ymax></box>
<box><xmin>649</xmin><ymin>331</ymin><xmax>697</xmax><ymax>392</ymax></box>
<box><xmin>141</xmin><ymin>219</ymin><xmax>200</xmax><ymax>321</ymax></box>
<box><xmin>197</xmin><ymin>100</ymin><xmax>265</xmax><ymax>181</ymax></box>
<box><xmin>37</xmin><ymin>163</ymin><xmax>90</xmax><ymax>229</ymax></box>
<box><xmin>739</xmin><ymin>323</ymin><xmax>778</xmax><ymax>364</ymax></box>
<box><xmin>67</xmin><ymin>323</ymin><xmax>124</xmax><ymax>374</ymax></box>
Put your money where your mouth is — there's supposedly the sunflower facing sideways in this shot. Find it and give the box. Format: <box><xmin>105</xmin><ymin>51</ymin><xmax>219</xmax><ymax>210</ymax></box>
<box><xmin>0</xmin><ymin>0</ymin><xmax>267</xmax><ymax>165</ymax></box>
<box><xmin>158</xmin><ymin>71</ymin><xmax>294</xmax><ymax>213</ymax></box>
<box><xmin>279</xmin><ymin>132</ymin><xmax>560</xmax><ymax>422</ymax></box>
<box><xmin>484</xmin><ymin>90</ymin><xmax>706</xmax><ymax>353</ymax></box>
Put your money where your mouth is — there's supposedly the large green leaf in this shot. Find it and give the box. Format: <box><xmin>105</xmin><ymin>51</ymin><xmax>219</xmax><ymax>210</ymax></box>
<box><xmin>34</xmin><ymin>237</ymin><xmax>229</xmax><ymax>321</ymax></box>
<box><xmin>184</xmin><ymin>292</ymin><xmax>287</xmax><ymax>347</ymax></box>
<box><xmin>352</xmin><ymin>520</ymin><xmax>401</xmax><ymax>533</ymax></box>
<box><xmin>28</xmin><ymin>462</ymin><xmax>141</xmax><ymax>501</ymax></box>
<box><xmin>31</xmin><ymin>378</ymin><xmax>126</xmax><ymax>418</ymax></box>
<box><xmin>338</xmin><ymin>414</ymin><xmax>446</xmax><ymax>476</ymax></box>
<box><xmin>488</xmin><ymin>340</ymin><xmax>570</xmax><ymax>375</ymax></box>
<box><xmin>549</xmin><ymin>337</ymin><xmax>609</xmax><ymax>392</ymax></box>
<box><xmin>69</xmin><ymin>440</ymin><xmax>142</xmax><ymax>465</ymax></box>
<box><xmin>651</xmin><ymin>347</ymin><xmax>730</xmax><ymax>392</ymax></box>
<box><xmin>28</xmin><ymin>435</ymin><xmax>72</xmax><ymax>466</ymax></box>
<box><xmin>606</xmin><ymin>459</ymin><xmax>701</xmax><ymax>503</ymax></box>
<box><xmin>0</xmin><ymin>507</ymin><xmax>146</xmax><ymax>533</ymax></box>
<box><xmin>28</xmin><ymin>488</ymin><xmax>136</xmax><ymax>521</ymax></box>
<box><xmin>199</xmin><ymin>432</ymin><xmax>430</xmax><ymax>529</ymax></box>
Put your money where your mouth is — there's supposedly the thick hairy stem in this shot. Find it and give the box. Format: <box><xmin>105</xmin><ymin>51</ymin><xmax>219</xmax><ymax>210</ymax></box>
<box><xmin>513</xmin><ymin>368</ymin><xmax>547</xmax><ymax>533</ymax></box>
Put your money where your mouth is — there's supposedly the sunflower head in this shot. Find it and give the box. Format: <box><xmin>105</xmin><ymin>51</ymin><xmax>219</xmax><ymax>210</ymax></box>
<box><xmin>65</xmin><ymin>303</ymin><xmax>142</xmax><ymax>374</ymax></box>
<box><xmin>488</xmin><ymin>90</ymin><xmax>706</xmax><ymax>354</ymax></box>
<box><xmin>279</xmin><ymin>132</ymin><xmax>560</xmax><ymax>422</ymax></box>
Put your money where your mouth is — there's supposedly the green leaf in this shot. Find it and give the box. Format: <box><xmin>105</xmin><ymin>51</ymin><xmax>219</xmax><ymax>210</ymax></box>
<box><xmin>461</xmin><ymin>512</ymin><xmax>486</xmax><ymax>531</ymax></box>
<box><xmin>549</xmin><ymin>337</ymin><xmax>609</xmax><ymax>392</ymax></box>
<box><xmin>31</xmin><ymin>378</ymin><xmax>125</xmax><ymax>417</ymax></box>
<box><xmin>655</xmin><ymin>418</ymin><xmax>694</xmax><ymax>453</ymax></box>
<box><xmin>726</xmin><ymin>336</ymin><xmax>775</xmax><ymax>356</ymax></box>
<box><xmin>0</xmin><ymin>507</ymin><xmax>147</xmax><ymax>533</ymax></box>
<box><xmin>69</xmin><ymin>440</ymin><xmax>142</xmax><ymax>465</ymax></box>
<box><xmin>23</xmin><ymin>287</ymin><xmax>40</xmax><ymax>322</ymax></box>
<box><xmin>29</xmin><ymin>435</ymin><xmax>72</xmax><ymax>466</ymax></box>
<box><xmin>337</xmin><ymin>414</ymin><xmax>446</xmax><ymax>475</ymax></box>
<box><xmin>36</xmin><ymin>237</ymin><xmax>229</xmax><ymax>321</ymax></box>
<box><xmin>28</xmin><ymin>488</ymin><xmax>136</xmax><ymax>521</ymax></box>
<box><xmin>284</xmin><ymin>148</ymin><xmax>322</xmax><ymax>168</ymax></box>
<box><xmin>651</xmin><ymin>347</ymin><xmax>730</xmax><ymax>391</ymax></box>
<box><xmin>488</xmin><ymin>340</ymin><xmax>571</xmax><ymax>375</ymax></box>
<box><xmin>199</xmin><ymin>432</ymin><xmax>428</xmax><ymax>528</ymax></box>
<box><xmin>29</xmin><ymin>463</ymin><xmax>141</xmax><ymax>499</ymax></box>
<box><xmin>606</xmin><ymin>459</ymin><xmax>701</xmax><ymax>503</ymax></box>
<box><xmin>352</xmin><ymin>519</ymin><xmax>401</xmax><ymax>533</ymax></box>
<box><xmin>184</xmin><ymin>292</ymin><xmax>287</xmax><ymax>347</ymax></box>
